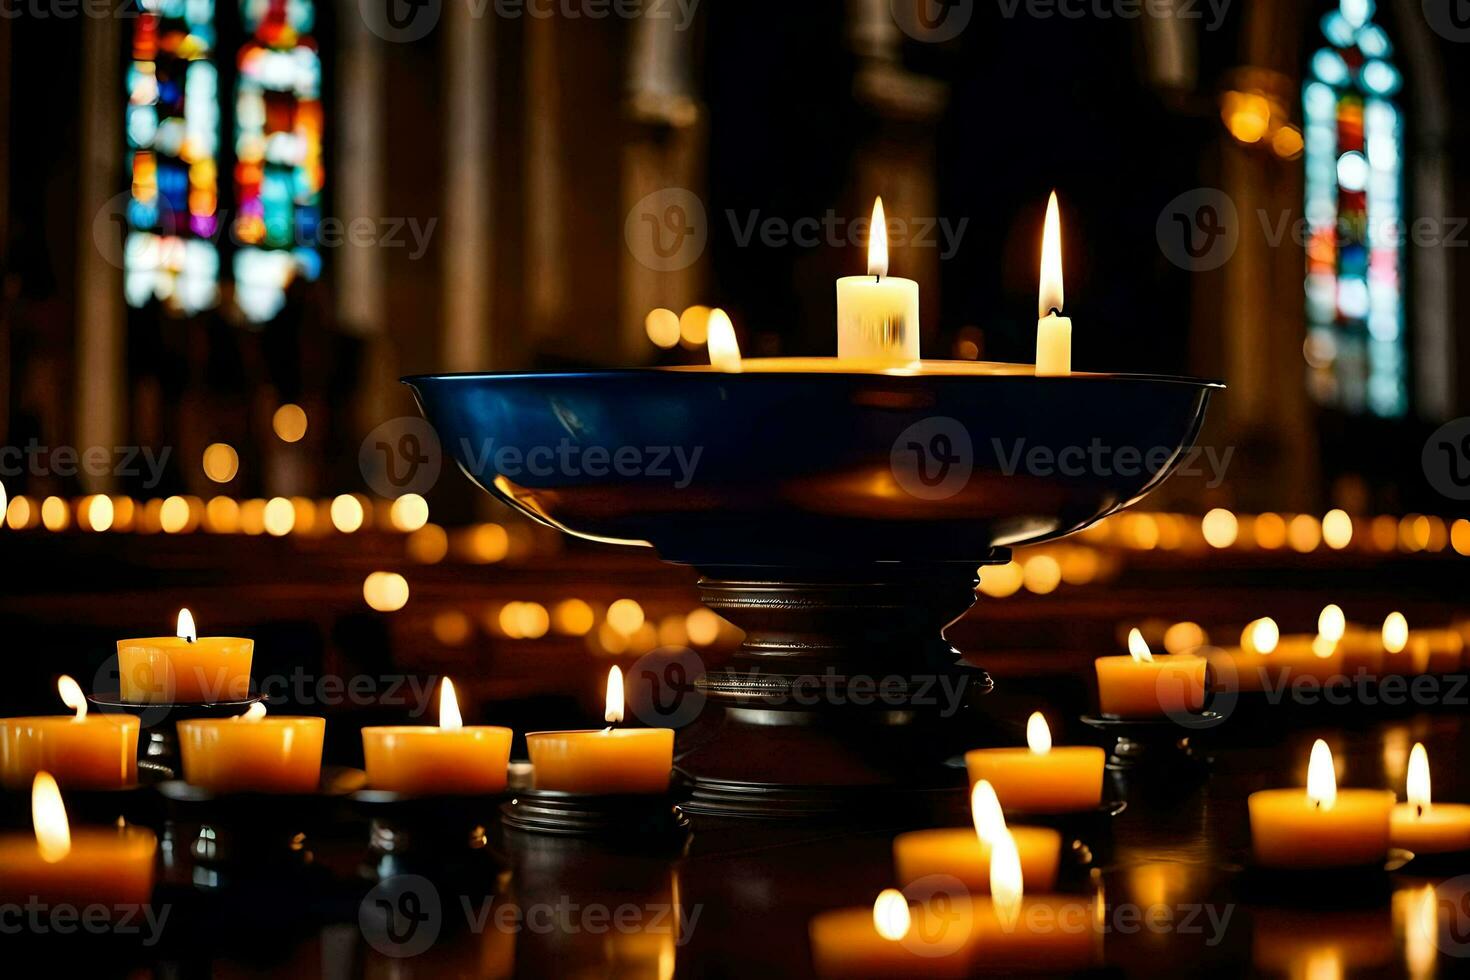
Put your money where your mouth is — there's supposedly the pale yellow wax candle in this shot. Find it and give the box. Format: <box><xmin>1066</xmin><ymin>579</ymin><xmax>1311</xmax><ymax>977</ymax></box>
<box><xmin>835</xmin><ymin>197</ymin><xmax>920</xmax><ymax>367</ymax></box>
<box><xmin>362</xmin><ymin>678</ymin><xmax>514</xmax><ymax>795</ymax></box>
<box><xmin>118</xmin><ymin>608</ymin><xmax>253</xmax><ymax>703</ymax></box>
<box><xmin>965</xmin><ymin>713</ymin><xmax>1104</xmax><ymax>813</ymax></box>
<box><xmin>1094</xmin><ymin>629</ymin><xmax>1208</xmax><ymax>718</ymax></box>
<box><xmin>0</xmin><ymin>675</ymin><xmax>139</xmax><ymax>789</ymax></box>
<box><xmin>1249</xmin><ymin>740</ymin><xmax>1394</xmax><ymax>868</ymax></box>
<box><xmin>1390</xmin><ymin>743</ymin><xmax>1470</xmax><ymax>854</ymax></box>
<box><xmin>0</xmin><ymin>773</ymin><xmax>157</xmax><ymax>912</ymax></box>
<box><xmin>1035</xmin><ymin>191</ymin><xmax>1072</xmax><ymax>377</ymax></box>
<box><xmin>892</xmin><ymin>781</ymin><xmax>1062</xmax><ymax>893</ymax></box>
<box><xmin>178</xmin><ymin>705</ymin><xmax>325</xmax><ymax>793</ymax></box>
<box><xmin>526</xmin><ymin>666</ymin><xmax>674</xmax><ymax>794</ymax></box>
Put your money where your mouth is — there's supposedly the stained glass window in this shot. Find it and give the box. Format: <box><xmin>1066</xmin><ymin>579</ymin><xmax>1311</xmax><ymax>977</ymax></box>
<box><xmin>1303</xmin><ymin>0</ymin><xmax>1405</xmax><ymax>417</ymax></box>
<box><xmin>125</xmin><ymin>0</ymin><xmax>221</xmax><ymax>315</ymax></box>
<box><xmin>233</xmin><ymin>0</ymin><xmax>324</xmax><ymax>323</ymax></box>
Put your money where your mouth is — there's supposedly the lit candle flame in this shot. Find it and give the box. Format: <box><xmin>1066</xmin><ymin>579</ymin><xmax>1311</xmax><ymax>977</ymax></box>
<box><xmin>1312</xmin><ymin>634</ymin><xmax>1338</xmax><ymax>659</ymax></box>
<box><xmin>1318</xmin><ymin>604</ymin><xmax>1346</xmax><ymax>643</ymax></box>
<box><xmin>971</xmin><ymin>779</ymin><xmax>1007</xmax><ymax>845</ymax></box>
<box><xmin>440</xmin><ymin>677</ymin><xmax>463</xmax><ymax>731</ymax></box>
<box><xmin>1038</xmin><ymin>191</ymin><xmax>1064</xmax><ymax>317</ymax></box>
<box><xmin>233</xmin><ymin>702</ymin><xmax>267</xmax><ymax>723</ymax></box>
<box><xmin>1383</xmin><ymin>612</ymin><xmax>1408</xmax><ymax>654</ymax></box>
<box><xmin>1127</xmin><ymin>628</ymin><xmax>1154</xmax><ymax>664</ymax></box>
<box><xmin>605</xmin><ymin>665</ymin><xmax>625</xmax><ymax>725</ymax></box>
<box><xmin>32</xmin><ymin>772</ymin><xmax>71</xmax><ymax>864</ymax></box>
<box><xmin>867</xmin><ymin>197</ymin><xmax>888</xmax><ymax>278</ymax></box>
<box><xmin>706</xmin><ymin>308</ymin><xmax>743</xmax><ymax>373</ymax></box>
<box><xmin>1026</xmin><ymin>711</ymin><xmax>1052</xmax><ymax>755</ymax></box>
<box><xmin>989</xmin><ymin>827</ymin><xmax>1024</xmax><ymax>930</ymax></box>
<box><xmin>1407</xmin><ymin>742</ymin><xmax>1431</xmax><ymax>812</ymax></box>
<box><xmin>872</xmin><ymin>888</ymin><xmax>910</xmax><ymax>941</ymax></box>
<box><xmin>57</xmin><ymin>675</ymin><xmax>87</xmax><ymax>722</ymax></box>
<box><xmin>177</xmin><ymin>608</ymin><xmax>198</xmax><ymax>643</ymax></box>
<box><xmin>1307</xmin><ymin>739</ymin><xmax>1337</xmax><ymax>810</ymax></box>
<box><xmin>1243</xmin><ymin>617</ymin><xmax>1279</xmax><ymax>655</ymax></box>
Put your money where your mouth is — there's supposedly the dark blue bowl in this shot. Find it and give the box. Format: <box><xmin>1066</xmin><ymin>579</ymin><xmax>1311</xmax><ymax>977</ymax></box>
<box><xmin>406</xmin><ymin>367</ymin><xmax>1221</xmax><ymax>566</ymax></box>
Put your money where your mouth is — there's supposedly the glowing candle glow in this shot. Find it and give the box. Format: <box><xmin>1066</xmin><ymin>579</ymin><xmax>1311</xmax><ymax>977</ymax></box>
<box><xmin>362</xmin><ymin>677</ymin><xmax>514</xmax><ymax>795</ymax></box>
<box><xmin>117</xmin><ymin>609</ymin><xmax>254</xmax><ymax>703</ymax></box>
<box><xmin>965</xmin><ymin>712</ymin><xmax>1105</xmax><ymax>812</ymax></box>
<box><xmin>1035</xmin><ymin>191</ymin><xmax>1072</xmax><ymax>376</ymax></box>
<box><xmin>835</xmin><ymin>197</ymin><xmax>920</xmax><ymax>366</ymax></box>
<box><xmin>1093</xmin><ymin>627</ymin><xmax>1208</xmax><ymax>717</ymax></box>
<box><xmin>0</xmin><ymin>675</ymin><xmax>140</xmax><ymax>789</ymax></box>
<box><xmin>1390</xmin><ymin>742</ymin><xmax>1470</xmax><ymax>854</ymax></box>
<box><xmin>706</xmin><ymin>308</ymin><xmax>743</xmax><ymax>373</ymax></box>
<box><xmin>526</xmin><ymin>667</ymin><xmax>674</xmax><ymax>794</ymax></box>
<box><xmin>0</xmin><ymin>773</ymin><xmax>157</xmax><ymax>911</ymax></box>
<box><xmin>1248</xmin><ymin>739</ymin><xmax>1395</xmax><ymax>868</ymax></box>
<box><xmin>892</xmin><ymin>780</ymin><xmax>1062</xmax><ymax>893</ymax></box>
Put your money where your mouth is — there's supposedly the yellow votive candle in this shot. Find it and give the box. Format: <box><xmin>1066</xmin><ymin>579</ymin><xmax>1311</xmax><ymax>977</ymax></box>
<box><xmin>809</xmin><ymin>890</ymin><xmax>973</xmax><ymax>979</ymax></box>
<box><xmin>178</xmin><ymin>710</ymin><xmax>324</xmax><ymax>793</ymax></box>
<box><xmin>1094</xmin><ymin>629</ymin><xmax>1208</xmax><ymax>717</ymax></box>
<box><xmin>363</xmin><ymin>677</ymin><xmax>513</xmax><ymax>795</ymax></box>
<box><xmin>0</xmin><ymin>676</ymin><xmax>139</xmax><ymax>789</ymax></box>
<box><xmin>118</xmin><ymin>608</ymin><xmax>252</xmax><ymax>703</ymax></box>
<box><xmin>526</xmin><ymin>666</ymin><xmax>673</xmax><ymax>794</ymax></box>
<box><xmin>966</xmin><ymin>713</ymin><xmax>1104</xmax><ymax>813</ymax></box>
<box><xmin>1390</xmin><ymin>743</ymin><xmax>1470</xmax><ymax>854</ymax></box>
<box><xmin>0</xmin><ymin>774</ymin><xmax>157</xmax><ymax>911</ymax></box>
<box><xmin>1249</xmin><ymin>740</ymin><xmax>1394</xmax><ymax>868</ymax></box>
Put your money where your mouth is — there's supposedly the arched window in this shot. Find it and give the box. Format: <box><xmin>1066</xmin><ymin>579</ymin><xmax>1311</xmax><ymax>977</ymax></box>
<box><xmin>124</xmin><ymin>0</ymin><xmax>222</xmax><ymax>315</ymax></box>
<box><xmin>1303</xmin><ymin>0</ymin><xmax>1404</xmax><ymax>418</ymax></box>
<box><xmin>233</xmin><ymin>0</ymin><xmax>324</xmax><ymax>322</ymax></box>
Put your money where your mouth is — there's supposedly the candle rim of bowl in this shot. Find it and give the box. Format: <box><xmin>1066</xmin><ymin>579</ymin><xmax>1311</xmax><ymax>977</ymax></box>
<box><xmin>404</xmin><ymin>363</ymin><xmax>1224</xmax><ymax>386</ymax></box>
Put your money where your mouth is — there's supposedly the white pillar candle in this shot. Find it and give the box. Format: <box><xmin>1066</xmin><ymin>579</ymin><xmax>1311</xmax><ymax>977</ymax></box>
<box><xmin>836</xmin><ymin>197</ymin><xmax>920</xmax><ymax>366</ymax></box>
<box><xmin>1035</xmin><ymin>191</ymin><xmax>1072</xmax><ymax>376</ymax></box>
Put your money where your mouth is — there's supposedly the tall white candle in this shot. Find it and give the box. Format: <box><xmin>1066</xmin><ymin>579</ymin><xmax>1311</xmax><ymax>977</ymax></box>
<box><xmin>836</xmin><ymin>197</ymin><xmax>920</xmax><ymax>366</ymax></box>
<box><xmin>1036</xmin><ymin>191</ymin><xmax>1072</xmax><ymax>377</ymax></box>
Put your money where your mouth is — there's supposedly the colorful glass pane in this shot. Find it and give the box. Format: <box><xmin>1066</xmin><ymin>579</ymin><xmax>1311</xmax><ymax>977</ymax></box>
<box><xmin>124</xmin><ymin>0</ymin><xmax>220</xmax><ymax>315</ymax></box>
<box><xmin>1303</xmin><ymin>0</ymin><xmax>1405</xmax><ymax>417</ymax></box>
<box><xmin>233</xmin><ymin>0</ymin><xmax>323</xmax><ymax>322</ymax></box>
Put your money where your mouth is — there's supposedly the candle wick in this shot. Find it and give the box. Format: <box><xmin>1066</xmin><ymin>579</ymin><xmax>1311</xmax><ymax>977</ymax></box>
<box><xmin>874</xmin><ymin>274</ymin><xmax>881</xmax><ymax>284</ymax></box>
<box><xmin>1049</xmin><ymin>307</ymin><xmax>1062</xmax><ymax>318</ymax></box>
<box><xmin>1416</xmin><ymin>803</ymin><xmax>1424</xmax><ymax>818</ymax></box>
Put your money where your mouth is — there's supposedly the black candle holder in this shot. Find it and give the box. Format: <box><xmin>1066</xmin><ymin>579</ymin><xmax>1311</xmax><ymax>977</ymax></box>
<box><xmin>0</xmin><ymin>759</ymin><xmax>174</xmax><ymax>830</ymax></box>
<box><xmin>1079</xmin><ymin>713</ymin><xmax>1221</xmax><ymax>771</ymax></box>
<box><xmin>87</xmin><ymin>693</ymin><xmax>266</xmax><ymax>775</ymax></box>
<box><xmin>351</xmin><ymin>789</ymin><xmax>510</xmax><ymax>882</ymax></box>
<box><xmin>1001</xmin><ymin>799</ymin><xmax>1126</xmax><ymax>865</ymax></box>
<box><xmin>500</xmin><ymin>789</ymin><xmax>690</xmax><ymax>846</ymax></box>
<box><xmin>154</xmin><ymin>765</ymin><xmax>364</xmax><ymax>888</ymax></box>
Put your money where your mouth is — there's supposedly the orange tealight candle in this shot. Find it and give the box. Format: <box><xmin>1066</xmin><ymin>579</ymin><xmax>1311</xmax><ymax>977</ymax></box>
<box><xmin>0</xmin><ymin>675</ymin><xmax>139</xmax><ymax>789</ymax></box>
<box><xmin>178</xmin><ymin>704</ymin><xmax>324</xmax><ymax>793</ymax></box>
<box><xmin>1094</xmin><ymin>629</ymin><xmax>1208</xmax><ymax>718</ymax></box>
<box><xmin>363</xmin><ymin>677</ymin><xmax>514</xmax><ymax>795</ymax></box>
<box><xmin>809</xmin><ymin>888</ymin><xmax>973</xmax><ymax>979</ymax></box>
<box><xmin>1390</xmin><ymin>743</ymin><xmax>1470</xmax><ymax>854</ymax></box>
<box><xmin>0</xmin><ymin>773</ymin><xmax>156</xmax><ymax>911</ymax></box>
<box><xmin>117</xmin><ymin>609</ymin><xmax>253</xmax><ymax>703</ymax></box>
<box><xmin>965</xmin><ymin>713</ymin><xmax>1105</xmax><ymax>813</ymax></box>
<box><xmin>1248</xmin><ymin>740</ymin><xmax>1395</xmax><ymax>869</ymax></box>
<box><xmin>526</xmin><ymin>667</ymin><xmax>674</xmax><ymax>795</ymax></box>
<box><xmin>893</xmin><ymin>781</ymin><xmax>1062</xmax><ymax>894</ymax></box>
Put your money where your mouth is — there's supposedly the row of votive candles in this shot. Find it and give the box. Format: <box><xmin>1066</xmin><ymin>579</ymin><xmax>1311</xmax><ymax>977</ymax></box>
<box><xmin>1</xmin><ymin>669</ymin><xmax>674</xmax><ymax>797</ymax></box>
<box><xmin>814</xmin><ymin>734</ymin><xmax>1469</xmax><ymax>976</ymax></box>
